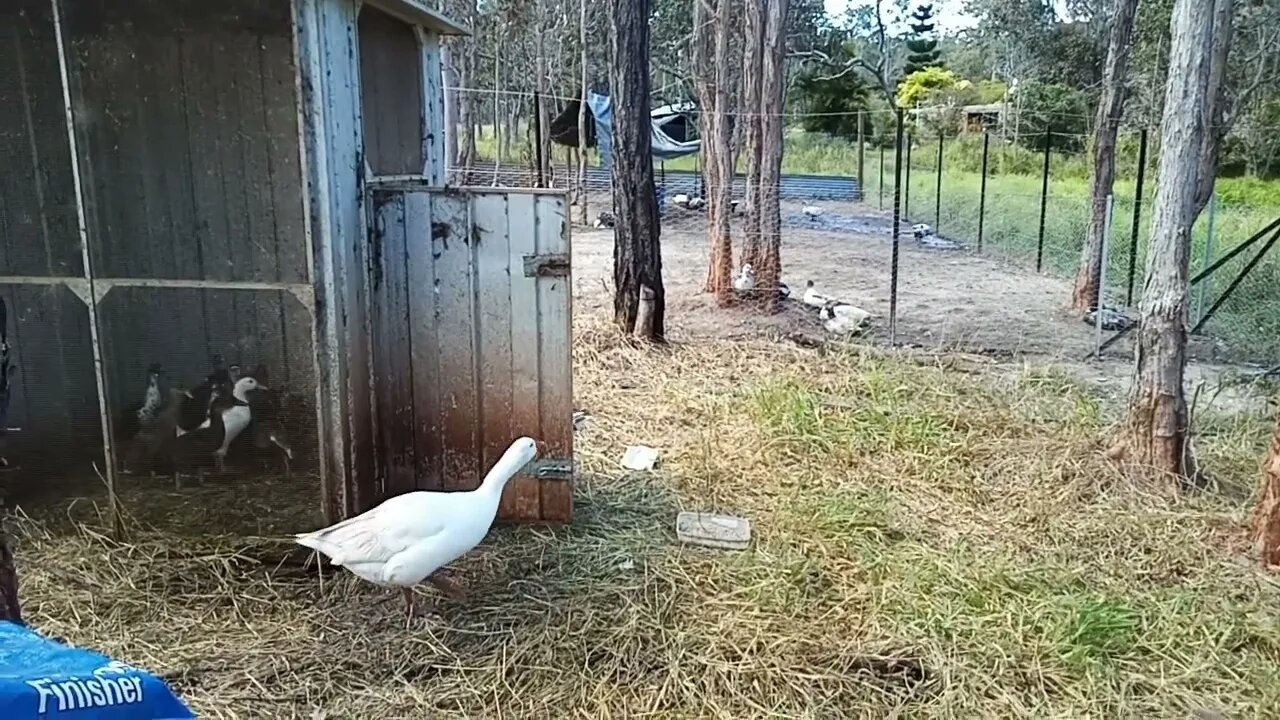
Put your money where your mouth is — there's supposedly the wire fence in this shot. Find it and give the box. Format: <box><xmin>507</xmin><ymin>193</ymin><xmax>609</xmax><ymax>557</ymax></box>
<box><xmin>882</xmin><ymin>127</ymin><xmax>1280</xmax><ymax>365</ymax></box>
<box><xmin>443</xmin><ymin>85</ymin><xmax>1280</xmax><ymax>366</ymax></box>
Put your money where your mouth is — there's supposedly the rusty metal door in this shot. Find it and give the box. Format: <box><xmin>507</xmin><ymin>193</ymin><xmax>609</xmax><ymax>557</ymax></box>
<box><xmin>365</xmin><ymin>182</ymin><xmax>573</xmax><ymax>523</ymax></box>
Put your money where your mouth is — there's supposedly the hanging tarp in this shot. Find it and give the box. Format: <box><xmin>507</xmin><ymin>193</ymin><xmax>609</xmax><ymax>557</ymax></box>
<box><xmin>548</xmin><ymin>99</ymin><xmax>596</xmax><ymax>148</ymax></box>
<box><xmin>551</xmin><ymin>93</ymin><xmax>701</xmax><ymax>165</ymax></box>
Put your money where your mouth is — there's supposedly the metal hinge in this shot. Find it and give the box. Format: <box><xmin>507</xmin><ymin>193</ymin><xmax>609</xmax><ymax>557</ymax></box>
<box><xmin>528</xmin><ymin>458</ymin><xmax>575</xmax><ymax>481</ymax></box>
<box><xmin>523</xmin><ymin>253</ymin><xmax>571</xmax><ymax>277</ymax></box>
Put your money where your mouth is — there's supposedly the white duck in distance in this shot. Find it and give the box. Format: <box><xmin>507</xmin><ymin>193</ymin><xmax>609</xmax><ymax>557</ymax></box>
<box><xmin>802</xmin><ymin>280</ymin><xmax>836</xmax><ymax>308</ymax></box>
<box><xmin>294</xmin><ymin>437</ymin><xmax>540</xmax><ymax>619</ymax></box>
<box><xmin>733</xmin><ymin>264</ymin><xmax>756</xmax><ymax>292</ymax></box>
<box><xmin>819</xmin><ymin>301</ymin><xmax>871</xmax><ymax>334</ymax></box>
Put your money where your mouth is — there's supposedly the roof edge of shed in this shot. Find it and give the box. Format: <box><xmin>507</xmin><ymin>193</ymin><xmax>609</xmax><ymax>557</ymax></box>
<box><xmin>367</xmin><ymin>0</ymin><xmax>471</xmax><ymax>35</ymax></box>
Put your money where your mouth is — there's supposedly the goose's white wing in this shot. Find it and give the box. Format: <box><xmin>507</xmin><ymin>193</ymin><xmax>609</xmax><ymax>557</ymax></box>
<box><xmin>295</xmin><ymin>492</ymin><xmax>447</xmax><ymax>568</ymax></box>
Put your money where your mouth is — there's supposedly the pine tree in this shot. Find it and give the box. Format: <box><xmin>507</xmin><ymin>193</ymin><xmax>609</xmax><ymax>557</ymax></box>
<box><xmin>904</xmin><ymin>4</ymin><xmax>942</xmax><ymax>75</ymax></box>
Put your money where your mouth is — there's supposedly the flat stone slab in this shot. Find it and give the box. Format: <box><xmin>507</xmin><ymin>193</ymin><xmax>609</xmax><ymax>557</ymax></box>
<box><xmin>620</xmin><ymin>445</ymin><xmax>660</xmax><ymax>471</ymax></box>
<box><xmin>676</xmin><ymin>511</ymin><xmax>751</xmax><ymax>550</ymax></box>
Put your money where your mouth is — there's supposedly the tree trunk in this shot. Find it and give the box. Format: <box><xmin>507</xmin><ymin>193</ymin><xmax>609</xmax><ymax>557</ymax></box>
<box><xmin>739</xmin><ymin>0</ymin><xmax>765</xmax><ymax>271</ymax></box>
<box><xmin>609</xmin><ymin>0</ymin><xmax>665</xmax><ymax>340</ymax></box>
<box><xmin>694</xmin><ymin>0</ymin><xmax>734</xmax><ymax>305</ymax></box>
<box><xmin>1117</xmin><ymin>0</ymin><xmax>1231</xmax><ymax>489</ymax></box>
<box><xmin>456</xmin><ymin>0</ymin><xmax>479</xmax><ymax>183</ymax></box>
<box><xmin>576</xmin><ymin>0</ymin><xmax>590</xmax><ymax>225</ymax></box>
<box><xmin>1192</xmin><ymin>0</ymin><xmax>1236</xmax><ymax>215</ymax></box>
<box><xmin>443</xmin><ymin>45</ymin><xmax>460</xmax><ymax>175</ymax></box>
<box><xmin>534</xmin><ymin>1</ymin><xmax>553</xmax><ymax>185</ymax></box>
<box><xmin>1071</xmin><ymin>0</ymin><xmax>1140</xmax><ymax>313</ymax></box>
<box><xmin>1251</xmin><ymin>414</ymin><xmax>1280</xmax><ymax>568</ymax></box>
<box><xmin>754</xmin><ymin>0</ymin><xmax>789</xmax><ymax>313</ymax></box>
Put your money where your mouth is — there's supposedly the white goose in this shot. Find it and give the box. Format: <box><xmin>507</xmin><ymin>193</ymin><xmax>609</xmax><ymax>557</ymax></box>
<box><xmin>295</xmin><ymin>437</ymin><xmax>539</xmax><ymax>618</ymax></box>
<box><xmin>819</xmin><ymin>301</ymin><xmax>871</xmax><ymax>334</ymax></box>
<box><xmin>733</xmin><ymin>264</ymin><xmax>756</xmax><ymax>292</ymax></box>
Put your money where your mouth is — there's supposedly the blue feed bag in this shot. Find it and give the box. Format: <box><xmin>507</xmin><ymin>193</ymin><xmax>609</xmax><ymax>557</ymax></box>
<box><xmin>0</xmin><ymin>622</ymin><xmax>194</xmax><ymax>719</ymax></box>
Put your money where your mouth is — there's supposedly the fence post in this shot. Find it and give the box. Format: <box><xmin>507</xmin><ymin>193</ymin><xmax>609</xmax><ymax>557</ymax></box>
<box><xmin>1195</xmin><ymin>192</ymin><xmax>1218</xmax><ymax>325</ymax></box>
<box><xmin>857</xmin><ymin>110</ymin><xmax>866</xmax><ymax>202</ymax></box>
<box><xmin>878</xmin><ymin>144</ymin><xmax>885</xmax><ymax>210</ymax></box>
<box><xmin>977</xmin><ymin>132</ymin><xmax>990</xmax><ymax>253</ymax></box>
<box><xmin>533</xmin><ymin>89</ymin><xmax>545</xmax><ymax>187</ymax></box>
<box><xmin>891</xmin><ymin>108</ymin><xmax>905</xmax><ymax>346</ymax></box>
<box><xmin>935</xmin><ymin>130</ymin><xmax>944</xmax><ymax>229</ymax></box>
<box><xmin>1096</xmin><ymin>194</ymin><xmax>1115</xmax><ymax>357</ymax></box>
<box><xmin>1126</xmin><ymin>128</ymin><xmax>1148</xmax><ymax>306</ymax></box>
<box><xmin>1036</xmin><ymin>124</ymin><xmax>1052</xmax><ymax>272</ymax></box>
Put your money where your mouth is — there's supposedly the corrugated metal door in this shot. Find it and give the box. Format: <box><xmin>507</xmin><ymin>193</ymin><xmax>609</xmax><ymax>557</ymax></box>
<box><xmin>365</xmin><ymin>182</ymin><xmax>572</xmax><ymax>523</ymax></box>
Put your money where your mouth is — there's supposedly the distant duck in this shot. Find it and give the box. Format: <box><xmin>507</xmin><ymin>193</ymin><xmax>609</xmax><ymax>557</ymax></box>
<box><xmin>912</xmin><ymin>223</ymin><xmax>934</xmax><ymax>240</ymax></box>
<box><xmin>778</xmin><ymin>282</ymin><xmax>791</xmax><ymax>300</ymax></box>
<box><xmin>208</xmin><ymin>375</ymin><xmax>267</xmax><ymax>472</ymax></box>
<box><xmin>295</xmin><ymin>437</ymin><xmax>540</xmax><ymax>621</ymax></box>
<box><xmin>114</xmin><ymin>363</ymin><xmax>169</xmax><ymax>468</ymax></box>
<box><xmin>121</xmin><ymin>387</ymin><xmax>186</xmax><ymax>475</ymax></box>
<box><xmin>165</xmin><ymin>387</ymin><xmax>237</xmax><ymax>487</ymax></box>
<box><xmin>819</xmin><ymin>301</ymin><xmax>871</xmax><ymax>335</ymax></box>
<box><xmin>802</xmin><ymin>205</ymin><xmax>824</xmax><ymax>220</ymax></box>
<box><xmin>687</xmin><ymin>197</ymin><xmax>706</xmax><ymax>210</ymax></box>
<box><xmin>671</xmin><ymin>193</ymin><xmax>690</xmax><ymax>207</ymax></box>
<box><xmin>802</xmin><ymin>280</ymin><xmax>837</xmax><ymax>308</ymax></box>
<box><xmin>593</xmin><ymin>211</ymin><xmax>616</xmax><ymax>229</ymax></box>
<box><xmin>176</xmin><ymin>366</ymin><xmax>234</xmax><ymax>436</ymax></box>
<box><xmin>733</xmin><ymin>264</ymin><xmax>756</xmax><ymax>292</ymax></box>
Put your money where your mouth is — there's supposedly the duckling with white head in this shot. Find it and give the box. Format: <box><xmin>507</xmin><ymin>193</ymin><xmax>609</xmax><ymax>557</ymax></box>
<box><xmin>295</xmin><ymin>437</ymin><xmax>540</xmax><ymax>619</ymax></box>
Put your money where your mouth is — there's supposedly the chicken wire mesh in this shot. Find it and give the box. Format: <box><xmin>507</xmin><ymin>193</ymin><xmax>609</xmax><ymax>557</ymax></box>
<box><xmin>0</xmin><ymin>0</ymin><xmax>323</xmax><ymax>537</ymax></box>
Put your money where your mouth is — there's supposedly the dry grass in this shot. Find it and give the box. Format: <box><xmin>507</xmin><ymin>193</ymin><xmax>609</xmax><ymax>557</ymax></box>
<box><xmin>9</xmin><ymin>312</ymin><xmax>1280</xmax><ymax>718</ymax></box>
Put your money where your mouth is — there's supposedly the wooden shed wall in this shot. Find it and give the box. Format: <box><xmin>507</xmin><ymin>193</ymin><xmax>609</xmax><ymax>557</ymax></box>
<box><xmin>295</xmin><ymin>0</ymin><xmax>366</xmax><ymax>520</ymax></box>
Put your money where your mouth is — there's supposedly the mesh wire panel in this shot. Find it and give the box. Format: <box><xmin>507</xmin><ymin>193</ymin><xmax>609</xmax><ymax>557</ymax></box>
<box><xmin>2</xmin><ymin>0</ymin><xmax>324</xmax><ymax>537</ymax></box>
<box><xmin>1</xmin><ymin>1</ymin><xmax>104</xmax><ymax>516</ymax></box>
<box><xmin>1191</xmin><ymin>224</ymin><xmax>1280</xmax><ymax>365</ymax></box>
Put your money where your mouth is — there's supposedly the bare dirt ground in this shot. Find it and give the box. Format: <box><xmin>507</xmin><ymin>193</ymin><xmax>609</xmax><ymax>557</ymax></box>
<box><xmin>572</xmin><ymin>199</ymin><xmax>1270</xmax><ymax>415</ymax></box>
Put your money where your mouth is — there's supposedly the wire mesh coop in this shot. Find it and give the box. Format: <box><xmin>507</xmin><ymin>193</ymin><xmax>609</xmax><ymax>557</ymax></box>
<box><xmin>2</xmin><ymin>0</ymin><xmax>576</xmax><ymax>534</ymax></box>
<box><xmin>0</xmin><ymin>0</ymin><xmax>322</xmax><ymax>536</ymax></box>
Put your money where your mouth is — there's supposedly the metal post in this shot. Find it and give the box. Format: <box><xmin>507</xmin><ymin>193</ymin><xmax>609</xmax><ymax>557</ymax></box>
<box><xmin>904</xmin><ymin>139</ymin><xmax>912</xmax><ymax>220</ymax></box>
<box><xmin>857</xmin><ymin>110</ymin><xmax>866</xmax><ymax>202</ymax></box>
<box><xmin>890</xmin><ymin>109</ymin><xmax>905</xmax><ymax>345</ymax></box>
<box><xmin>977</xmin><ymin>132</ymin><xmax>990</xmax><ymax>253</ymax></box>
<box><xmin>1126</xmin><ymin>128</ymin><xmax>1148</xmax><ymax>306</ymax></box>
<box><xmin>878</xmin><ymin>144</ymin><xmax>885</xmax><ymax>210</ymax></box>
<box><xmin>533</xmin><ymin>89</ymin><xmax>545</xmax><ymax>188</ymax></box>
<box><xmin>1095</xmin><ymin>194</ymin><xmax>1114</xmax><ymax>357</ymax></box>
<box><xmin>1036</xmin><ymin>124</ymin><xmax>1052</xmax><ymax>272</ymax></box>
<box><xmin>935</xmin><ymin>130</ymin><xmax>943</xmax><ymax>228</ymax></box>
<box><xmin>52</xmin><ymin>0</ymin><xmax>120</xmax><ymax>535</ymax></box>
<box><xmin>1195</xmin><ymin>192</ymin><xmax>1217</xmax><ymax>325</ymax></box>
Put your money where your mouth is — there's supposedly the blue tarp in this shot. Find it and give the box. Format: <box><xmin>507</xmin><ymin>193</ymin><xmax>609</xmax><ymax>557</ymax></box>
<box><xmin>587</xmin><ymin>93</ymin><xmax>701</xmax><ymax>170</ymax></box>
<box><xmin>0</xmin><ymin>622</ymin><xmax>194</xmax><ymax>719</ymax></box>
